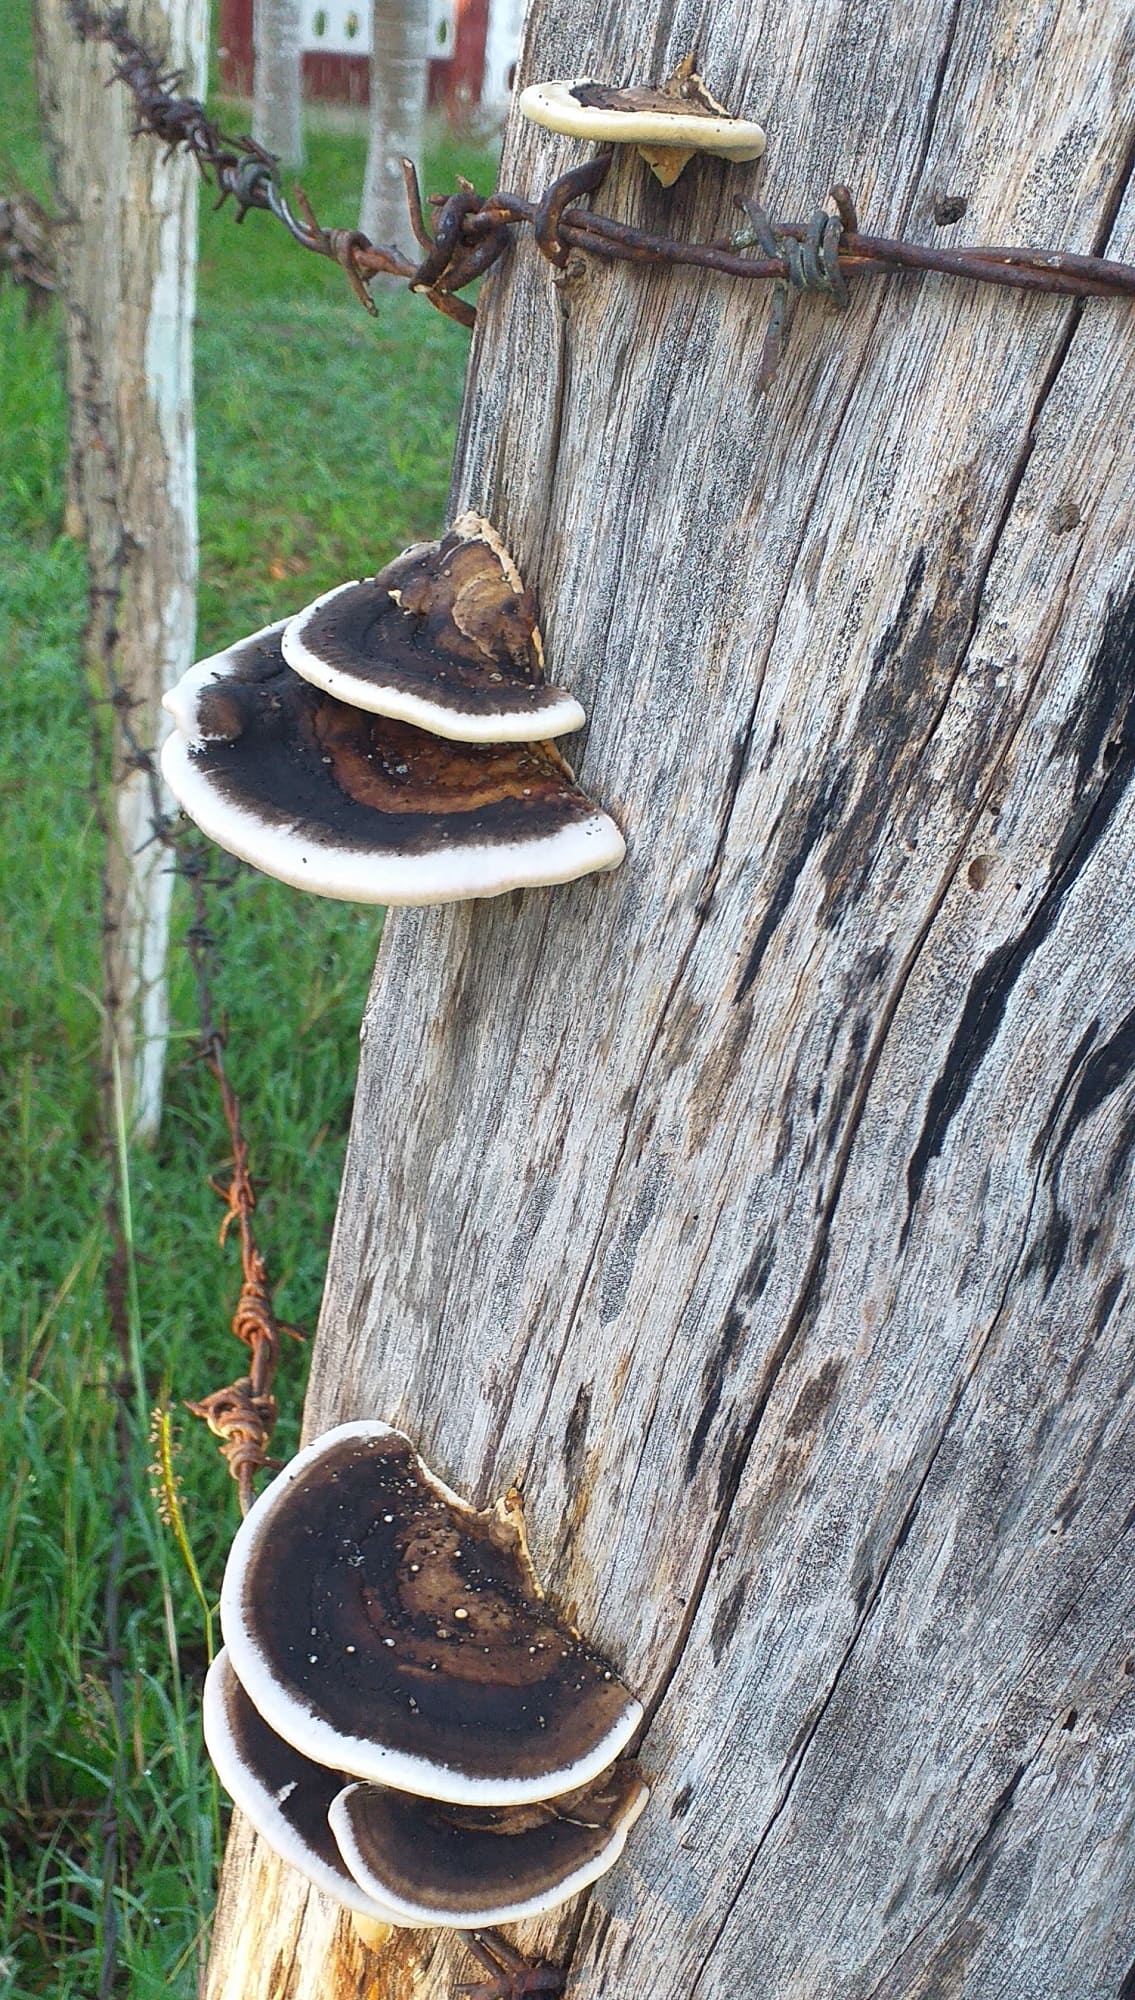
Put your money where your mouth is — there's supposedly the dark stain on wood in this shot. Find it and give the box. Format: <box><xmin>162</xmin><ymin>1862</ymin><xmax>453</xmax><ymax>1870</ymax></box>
<box><xmin>685</xmin><ymin>1306</ymin><xmax>747</xmax><ymax>1481</ymax></box>
<box><xmin>669</xmin><ymin>1782</ymin><xmax>694</xmax><ymax>1820</ymax></box>
<box><xmin>903</xmin><ymin>591</ymin><xmax>1135</xmax><ymax>1244</ymax></box>
<box><xmin>715</xmin><ymin>1418</ymin><xmax>748</xmax><ymax>1511</ymax></box>
<box><xmin>780</xmin><ymin>1697</ymin><xmax>824</xmax><ymax>1781</ymax></box>
<box><xmin>734</xmin><ymin>763</ymin><xmax>851</xmax><ymax>1003</ymax></box>
<box><xmin>890</xmin><ymin>1488</ymin><xmax>924</xmax><ymax>1569</ymax></box>
<box><xmin>1066</xmin><ymin>1271</ymin><xmax>1126</xmax><ymax>1397</ymax></box>
<box><xmin>1055</xmin><ymin>1344</ymin><xmax>1135</xmax><ymax>1532</ymax></box>
<box><xmin>599</xmin><ymin>1162</ymin><xmax>664</xmax><ymax>1325</ymax></box>
<box><xmin>710</xmin><ymin>1578</ymin><xmax>747</xmax><ymax>1664</ymax></box>
<box><xmin>699</xmin><ymin>724</ymin><xmax>755</xmax><ymax>919</ymax></box>
<box><xmin>688</xmin><ymin>1004</ymin><xmax>753</xmax><ymax>1150</ymax></box>
<box><xmin>821</xmin><ymin>1010</ymin><xmax>871</xmax><ymax>1162</ymax></box>
<box><xmin>588</xmin><ymin>1907</ymin><xmax>613</xmax><ymax>1965</ymax></box>
<box><xmin>785</xmin><ymin>1356</ymin><xmax>843</xmax><ymax>1440</ymax></box>
<box><xmin>930</xmin><ymin>1763</ymin><xmax>1026</xmax><ymax>1899</ymax></box>
<box><xmin>563</xmin><ymin>1380</ymin><xmax>592</xmax><ymax>1483</ymax></box>
<box><xmin>1029</xmin><ymin>1019</ymin><xmax>1100</xmax><ymax>1171</ymax></box>
<box><xmin>819</xmin><ymin>540</ymin><xmax>976</xmax><ymax>930</ymax></box>
<box><xmin>871</xmin><ymin>544</ymin><xmax>926</xmax><ymax>657</ymax></box>
<box><xmin>966</xmin><ymin>1762</ymin><xmax>1027</xmax><ymax>1879</ymax></box>
<box><xmin>909</xmin><ymin>1919</ymin><xmax>988</xmax><ymax>1995</ymax></box>
<box><xmin>1053</xmin><ymin>584</ymin><xmax>1135</xmax><ymax>796</ymax></box>
<box><xmin>739</xmin><ymin>1227</ymin><xmax>776</xmax><ymax>1305</ymax></box>
<box><xmin>1023</xmin><ymin>1005</ymin><xmax>1135</xmax><ymax>1292</ymax></box>
<box><xmin>662</xmin><ymin>992</ymin><xmax>707</xmax><ymax>1075</ymax></box>
<box><xmin>1059</xmin><ymin>1002</ymin><xmax>1135</xmax><ymax>1172</ymax></box>
<box><xmin>852</xmin><ymin>1555</ymin><xmax>875</xmax><ymax>1617</ymax></box>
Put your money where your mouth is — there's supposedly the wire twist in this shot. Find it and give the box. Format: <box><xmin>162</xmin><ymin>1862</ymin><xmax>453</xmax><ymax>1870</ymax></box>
<box><xmin>184</xmin><ymin>1378</ymin><xmax>278</xmax><ymax>1494</ymax></box>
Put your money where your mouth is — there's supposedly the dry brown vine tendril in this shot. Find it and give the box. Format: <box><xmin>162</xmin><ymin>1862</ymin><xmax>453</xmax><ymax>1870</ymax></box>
<box><xmin>71</xmin><ymin>4</ymin><xmax>1135</xmax><ymax>376</ymax></box>
<box><xmin>178</xmin><ymin>849</ymin><xmax>299</xmax><ymax>1515</ymax></box>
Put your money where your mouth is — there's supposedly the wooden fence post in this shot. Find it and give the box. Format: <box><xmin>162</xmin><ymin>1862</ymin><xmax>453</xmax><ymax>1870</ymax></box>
<box><xmin>205</xmin><ymin>0</ymin><xmax>1135</xmax><ymax>1990</ymax></box>
<box><xmin>35</xmin><ymin>0</ymin><xmax>204</xmax><ymax>1141</ymax></box>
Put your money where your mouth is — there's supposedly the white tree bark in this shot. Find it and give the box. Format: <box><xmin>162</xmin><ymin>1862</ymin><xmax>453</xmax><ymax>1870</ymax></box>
<box><xmin>359</xmin><ymin>0</ymin><xmax>429</xmax><ymax>250</ymax></box>
<box><xmin>205</xmin><ymin>0</ymin><xmax>1135</xmax><ymax>1990</ymax></box>
<box><xmin>35</xmin><ymin>0</ymin><xmax>205</xmax><ymax>1142</ymax></box>
<box><xmin>252</xmin><ymin>0</ymin><xmax>305</xmax><ymax>170</ymax></box>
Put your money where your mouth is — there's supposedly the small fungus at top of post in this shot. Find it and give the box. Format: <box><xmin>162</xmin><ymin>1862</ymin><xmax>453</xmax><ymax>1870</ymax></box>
<box><xmin>519</xmin><ymin>54</ymin><xmax>767</xmax><ymax>186</ymax></box>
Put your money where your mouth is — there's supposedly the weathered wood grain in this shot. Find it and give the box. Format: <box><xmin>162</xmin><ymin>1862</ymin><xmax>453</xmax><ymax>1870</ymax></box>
<box><xmin>204</xmin><ymin>0</ymin><xmax>1135</xmax><ymax>1991</ymax></box>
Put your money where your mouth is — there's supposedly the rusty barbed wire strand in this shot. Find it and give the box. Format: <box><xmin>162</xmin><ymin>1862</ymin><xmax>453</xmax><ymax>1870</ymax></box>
<box><xmin>179</xmin><ymin>846</ymin><xmax>297</xmax><ymax>1516</ymax></box>
<box><xmin>69</xmin><ymin>2</ymin><xmax>1135</xmax><ymax>377</ymax></box>
<box><xmin>40</xmin><ymin>8</ymin><xmax>302</xmax><ymax>1517</ymax></box>
<box><xmin>94</xmin><ymin>592</ymin><xmax>293</xmax><ymax>1514</ymax></box>
<box><xmin>0</xmin><ymin>185</ymin><xmax>57</xmax><ymax>311</ymax></box>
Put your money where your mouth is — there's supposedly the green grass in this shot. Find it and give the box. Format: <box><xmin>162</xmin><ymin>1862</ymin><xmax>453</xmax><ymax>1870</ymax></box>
<box><xmin>1</xmin><ymin>10</ymin><xmax>495</xmax><ymax>1988</ymax></box>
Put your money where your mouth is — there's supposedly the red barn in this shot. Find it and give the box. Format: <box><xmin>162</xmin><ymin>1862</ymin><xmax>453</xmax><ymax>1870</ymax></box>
<box><xmin>216</xmin><ymin>0</ymin><xmax>523</xmax><ymax>121</ymax></box>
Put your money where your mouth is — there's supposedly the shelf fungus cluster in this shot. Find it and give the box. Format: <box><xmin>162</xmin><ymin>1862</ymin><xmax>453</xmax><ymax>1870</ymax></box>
<box><xmin>161</xmin><ymin>516</ymin><xmax>625</xmax><ymax>903</ymax></box>
<box><xmin>207</xmin><ymin>1421</ymin><xmax>648</xmax><ymax>1952</ymax></box>
<box><xmin>519</xmin><ymin>57</ymin><xmax>766</xmax><ymax>187</ymax></box>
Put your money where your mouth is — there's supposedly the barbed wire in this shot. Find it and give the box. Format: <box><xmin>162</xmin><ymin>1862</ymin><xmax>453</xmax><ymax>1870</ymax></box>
<box><xmin>101</xmin><ymin>593</ymin><xmax>292</xmax><ymax>1515</ymax></box>
<box><xmin>70</xmin><ymin>1</ymin><xmax>1135</xmax><ymax>377</ymax></box>
<box><xmin>0</xmin><ymin>186</ymin><xmax>57</xmax><ymax>311</ymax></box>
<box><xmin>178</xmin><ymin>840</ymin><xmax>299</xmax><ymax>1516</ymax></box>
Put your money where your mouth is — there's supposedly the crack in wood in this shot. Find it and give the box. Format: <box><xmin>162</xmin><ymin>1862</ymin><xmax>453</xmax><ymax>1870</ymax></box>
<box><xmin>904</xmin><ymin>589</ymin><xmax>1135</xmax><ymax>1245</ymax></box>
<box><xmin>862</xmin><ymin>1504</ymin><xmax>1135</xmax><ymax>1999</ymax></box>
<box><xmin>686</xmin><ymin>1085</ymin><xmax>1076</xmax><ymax>1994</ymax></box>
<box><xmin>671</xmin><ymin>159</ymin><xmax>1135</xmax><ymax>1983</ymax></box>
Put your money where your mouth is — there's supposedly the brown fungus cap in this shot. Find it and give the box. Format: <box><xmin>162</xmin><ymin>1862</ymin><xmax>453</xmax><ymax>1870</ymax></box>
<box><xmin>219</xmin><ymin>1421</ymin><xmax>644</xmax><ymax>1805</ymax></box>
<box><xmin>329</xmin><ymin>1763</ymin><xmax>649</xmax><ymax>1927</ymax></box>
<box><xmin>160</xmin><ymin>622</ymin><xmax>624</xmax><ymax>904</ymax></box>
<box><xmin>203</xmin><ymin>1646</ymin><xmax>400</xmax><ymax>1922</ymax></box>
<box><xmin>518</xmin><ymin>58</ymin><xmax>766</xmax><ymax>186</ymax></box>
<box><xmin>282</xmin><ymin>514</ymin><xmax>586</xmax><ymax>743</ymax></box>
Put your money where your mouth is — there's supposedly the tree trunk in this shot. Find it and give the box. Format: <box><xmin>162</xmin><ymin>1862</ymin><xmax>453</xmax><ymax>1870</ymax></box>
<box><xmin>252</xmin><ymin>0</ymin><xmax>305</xmax><ymax>169</ymax></box>
<box><xmin>35</xmin><ymin>0</ymin><xmax>204</xmax><ymax>1142</ymax></box>
<box><xmin>359</xmin><ymin>0</ymin><xmax>429</xmax><ymax>250</ymax></box>
<box><xmin>204</xmin><ymin>0</ymin><xmax>1135</xmax><ymax>1992</ymax></box>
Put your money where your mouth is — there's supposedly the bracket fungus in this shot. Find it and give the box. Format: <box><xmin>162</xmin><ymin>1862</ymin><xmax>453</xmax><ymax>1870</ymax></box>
<box><xmin>207</xmin><ymin>1645</ymin><xmax>646</xmax><ymax>1941</ymax></box>
<box><xmin>161</xmin><ymin>620</ymin><xmax>624</xmax><ymax>904</ymax></box>
<box><xmin>329</xmin><ymin>1765</ymin><xmax>648</xmax><ymax>1928</ymax></box>
<box><xmin>206</xmin><ymin>1424</ymin><xmax>649</xmax><ymax>1988</ymax></box>
<box><xmin>518</xmin><ymin>57</ymin><xmax>766</xmax><ymax>187</ymax></box>
<box><xmin>282</xmin><ymin>514</ymin><xmax>586</xmax><ymax>744</ymax></box>
<box><xmin>219</xmin><ymin>1420</ymin><xmax>644</xmax><ymax>1804</ymax></box>
<box><xmin>203</xmin><ymin>1646</ymin><xmax>398</xmax><ymax>1930</ymax></box>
